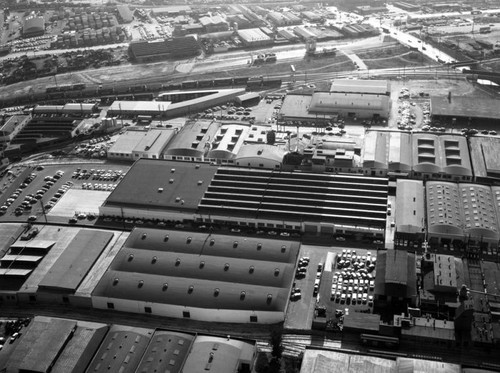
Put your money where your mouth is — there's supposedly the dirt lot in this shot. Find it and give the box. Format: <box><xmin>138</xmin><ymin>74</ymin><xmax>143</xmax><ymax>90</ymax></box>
<box><xmin>356</xmin><ymin>44</ymin><xmax>435</xmax><ymax>70</ymax></box>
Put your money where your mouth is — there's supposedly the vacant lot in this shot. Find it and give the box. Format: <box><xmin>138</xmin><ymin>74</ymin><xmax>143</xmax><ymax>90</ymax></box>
<box><xmin>356</xmin><ymin>45</ymin><xmax>435</xmax><ymax>70</ymax></box>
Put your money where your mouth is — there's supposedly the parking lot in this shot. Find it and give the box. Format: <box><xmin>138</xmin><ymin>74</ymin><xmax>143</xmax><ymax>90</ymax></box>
<box><xmin>318</xmin><ymin>248</ymin><xmax>377</xmax><ymax>323</ymax></box>
<box><xmin>0</xmin><ymin>163</ymin><xmax>130</xmax><ymax>224</ymax></box>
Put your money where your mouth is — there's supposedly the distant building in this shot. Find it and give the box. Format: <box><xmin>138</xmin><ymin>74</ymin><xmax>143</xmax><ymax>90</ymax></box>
<box><xmin>237</xmin><ymin>28</ymin><xmax>273</xmax><ymax>47</ymax></box>
<box><xmin>199</xmin><ymin>15</ymin><xmax>228</xmax><ymax>33</ymax></box>
<box><xmin>128</xmin><ymin>36</ymin><xmax>201</xmax><ymax>63</ymax></box>
<box><xmin>22</xmin><ymin>15</ymin><xmax>45</xmax><ymax>38</ymax></box>
<box><xmin>430</xmin><ymin>96</ymin><xmax>500</xmax><ymax>127</ymax></box>
<box><xmin>116</xmin><ymin>5</ymin><xmax>134</xmax><ymax>23</ymax></box>
<box><xmin>469</xmin><ymin>136</ymin><xmax>500</xmax><ymax>184</ymax></box>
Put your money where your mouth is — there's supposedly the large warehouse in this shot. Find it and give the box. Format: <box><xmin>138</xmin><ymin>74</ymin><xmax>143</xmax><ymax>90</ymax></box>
<box><xmin>430</xmin><ymin>96</ymin><xmax>500</xmax><ymax>126</ymax></box>
<box><xmin>279</xmin><ymin>79</ymin><xmax>391</xmax><ymax>124</ymax></box>
<box><xmin>92</xmin><ymin>228</ymin><xmax>300</xmax><ymax>323</ymax></box>
<box><xmin>22</xmin><ymin>15</ymin><xmax>45</xmax><ymax>38</ymax></box>
<box><xmin>99</xmin><ymin>159</ymin><xmax>389</xmax><ymax>238</ymax></box>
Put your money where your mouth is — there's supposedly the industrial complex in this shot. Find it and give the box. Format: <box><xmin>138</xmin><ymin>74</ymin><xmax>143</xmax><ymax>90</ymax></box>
<box><xmin>1</xmin><ymin>0</ymin><xmax>500</xmax><ymax>371</ymax></box>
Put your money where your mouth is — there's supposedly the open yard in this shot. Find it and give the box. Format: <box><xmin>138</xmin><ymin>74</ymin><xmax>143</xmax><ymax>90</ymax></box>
<box><xmin>356</xmin><ymin>44</ymin><xmax>435</xmax><ymax>70</ymax></box>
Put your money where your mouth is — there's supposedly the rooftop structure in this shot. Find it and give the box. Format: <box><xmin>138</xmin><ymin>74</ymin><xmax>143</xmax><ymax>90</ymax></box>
<box><xmin>23</xmin><ymin>15</ymin><xmax>45</xmax><ymax>37</ymax></box>
<box><xmin>234</xmin><ymin>144</ymin><xmax>286</xmax><ymax>170</ymax></box>
<box><xmin>92</xmin><ymin>228</ymin><xmax>300</xmax><ymax>323</ymax></box>
<box><xmin>163</xmin><ymin>120</ymin><xmax>218</xmax><ymax>160</ymax></box>
<box><xmin>117</xmin><ymin>4</ymin><xmax>134</xmax><ymax>23</ymax></box>
<box><xmin>362</xmin><ymin>131</ymin><xmax>412</xmax><ymax>175</ymax></box>
<box><xmin>107</xmin><ymin>101</ymin><xmax>172</xmax><ymax>117</ymax></box>
<box><xmin>237</xmin><ymin>29</ymin><xmax>273</xmax><ymax>46</ymax></box>
<box><xmin>128</xmin><ymin>36</ymin><xmax>201</xmax><ymax>63</ymax></box>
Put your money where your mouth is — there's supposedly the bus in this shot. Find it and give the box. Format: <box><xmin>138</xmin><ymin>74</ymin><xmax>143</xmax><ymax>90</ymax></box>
<box><xmin>360</xmin><ymin>334</ymin><xmax>400</xmax><ymax>349</ymax></box>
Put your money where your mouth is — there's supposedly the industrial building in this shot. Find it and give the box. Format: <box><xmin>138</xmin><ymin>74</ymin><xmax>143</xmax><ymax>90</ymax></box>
<box><xmin>234</xmin><ymin>144</ymin><xmax>287</xmax><ymax>169</ymax></box>
<box><xmin>128</xmin><ymin>36</ymin><xmax>201</xmax><ymax>63</ymax></box>
<box><xmin>92</xmin><ymin>228</ymin><xmax>300</xmax><ymax>323</ymax></box>
<box><xmin>99</xmin><ymin>159</ymin><xmax>388</xmax><ymax>238</ymax></box>
<box><xmin>237</xmin><ymin>28</ymin><xmax>273</xmax><ymax>47</ymax></box>
<box><xmin>469</xmin><ymin>136</ymin><xmax>500</xmax><ymax>184</ymax></box>
<box><xmin>0</xmin><ymin>114</ymin><xmax>31</xmax><ymax>143</ymax></box>
<box><xmin>279</xmin><ymin>80</ymin><xmax>391</xmax><ymax>124</ymax></box>
<box><xmin>107</xmin><ymin>128</ymin><xmax>176</xmax><ymax>161</ymax></box>
<box><xmin>374</xmin><ymin>250</ymin><xmax>417</xmax><ymax>310</ymax></box>
<box><xmin>116</xmin><ymin>4</ymin><xmax>134</xmax><ymax>23</ymax></box>
<box><xmin>394</xmin><ymin>180</ymin><xmax>426</xmax><ymax>250</ymax></box>
<box><xmin>412</xmin><ymin>133</ymin><xmax>472</xmax><ymax>182</ymax></box>
<box><xmin>430</xmin><ymin>96</ymin><xmax>500</xmax><ymax>126</ymax></box>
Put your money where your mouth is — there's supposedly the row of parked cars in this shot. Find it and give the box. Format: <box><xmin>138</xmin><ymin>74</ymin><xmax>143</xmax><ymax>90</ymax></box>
<box><xmin>291</xmin><ymin>256</ymin><xmax>311</xmax><ymax>301</ymax></box>
<box><xmin>82</xmin><ymin>183</ymin><xmax>117</xmax><ymax>191</ymax></box>
<box><xmin>72</xmin><ymin>168</ymin><xmax>125</xmax><ymax>182</ymax></box>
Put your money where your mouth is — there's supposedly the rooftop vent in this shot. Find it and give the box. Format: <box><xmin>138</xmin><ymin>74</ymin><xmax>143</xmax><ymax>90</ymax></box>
<box><xmin>138</xmin><ymin>280</ymin><xmax>144</xmax><ymax>288</ymax></box>
<box><xmin>210</xmin><ymin>239</ymin><xmax>215</xmax><ymax>246</ymax></box>
<box><xmin>281</xmin><ymin>245</ymin><xmax>286</xmax><ymax>253</ymax></box>
<box><xmin>249</xmin><ymin>266</ymin><xmax>255</xmax><ymax>274</ymax></box>
<box><xmin>164</xmin><ymin>235</ymin><xmax>169</xmax><ymax>242</ymax></box>
<box><xmin>267</xmin><ymin>294</ymin><xmax>272</xmax><ymax>304</ymax></box>
<box><xmin>152</xmin><ymin>256</ymin><xmax>157</xmax><ymax>264</ymax></box>
<box><xmin>171</xmin><ymin>168</ymin><xmax>175</xmax><ymax>173</ymax></box>
<box><xmin>141</xmin><ymin>233</ymin><xmax>147</xmax><ymax>240</ymax></box>
<box><xmin>274</xmin><ymin>268</ymin><xmax>280</xmax><ymax>277</ymax></box>
<box><xmin>224</xmin><ymin>263</ymin><xmax>230</xmax><ymax>271</ymax></box>
<box><xmin>162</xmin><ymin>283</ymin><xmax>168</xmax><ymax>291</ymax></box>
<box><xmin>188</xmin><ymin>285</ymin><xmax>194</xmax><ymax>294</ymax></box>
<box><xmin>240</xmin><ymin>291</ymin><xmax>246</xmax><ymax>300</ymax></box>
<box><xmin>233</xmin><ymin>241</ymin><xmax>238</xmax><ymax>248</ymax></box>
<box><xmin>195</xmin><ymin>164</ymin><xmax>200</xmax><ymax>169</ymax></box>
<box><xmin>175</xmin><ymin>258</ymin><xmax>181</xmax><ymax>266</ymax></box>
<box><xmin>197</xmin><ymin>180</ymin><xmax>203</xmax><ymax>185</ymax></box>
<box><xmin>113</xmin><ymin>278</ymin><xmax>119</xmax><ymax>286</ymax></box>
<box><xmin>169</xmin><ymin>178</ymin><xmax>174</xmax><ymax>184</ymax></box>
<box><xmin>187</xmin><ymin>237</ymin><xmax>192</xmax><ymax>244</ymax></box>
<box><xmin>214</xmin><ymin>288</ymin><xmax>220</xmax><ymax>297</ymax></box>
<box><xmin>158</xmin><ymin>188</ymin><xmax>163</xmax><ymax>193</ymax></box>
<box><xmin>199</xmin><ymin>261</ymin><xmax>205</xmax><ymax>269</ymax></box>
<box><xmin>128</xmin><ymin>254</ymin><xmax>134</xmax><ymax>262</ymax></box>
<box><xmin>257</xmin><ymin>243</ymin><xmax>262</xmax><ymax>250</ymax></box>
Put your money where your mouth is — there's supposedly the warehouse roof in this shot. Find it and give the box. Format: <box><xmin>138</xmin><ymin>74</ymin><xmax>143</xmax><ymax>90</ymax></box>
<box><xmin>136</xmin><ymin>330</ymin><xmax>194</xmax><ymax>373</ymax></box>
<box><xmin>163</xmin><ymin>120</ymin><xmax>219</xmax><ymax>158</ymax></box>
<box><xmin>206</xmin><ymin>124</ymin><xmax>249</xmax><ymax>160</ymax></box>
<box><xmin>235</xmin><ymin>144</ymin><xmax>286</xmax><ymax>164</ymax></box>
<box><xmin>182</xmin><ymin>336</ymin><xmax>256</xmax><ymax>373</ymax></box>
<box><xmin>0</xmin><ymin>115</ymin><xmax>29</xmax><ymax>136</ymax></box>
<box><xmin>237</xmin><ymin>28</ymin><xmax>272</xmax><ymax>43</ymax></box>
<box><xmin>108</xmin><ymin>130</ymin><xmax>148</xmax><ymax>155</ymax></box>
<box><xmin>87</xmin><ymin>325</ymin><xmax>154</xmax><ymax>373</ymax></box>
<box><xmin>38</xmin><ymin>230</ymin><xmax>113</xmax><ymax>292</ymax></box>
<box><xmin>412</xmin><ymin>134</ymin><xmax>472</xmax><ymax>176</ymax></box>
<box><xmin>92</xmin><ymin>228</ymin><xmax>299</xmax><ymax>312</ymax></box>
<box><xmin>117</xmin><ymin>5</ymin><xmax>134</xmax><ymax>22</ymax></box>
<box><xmin>460</xmin><ymin>183</ymin><xmax>499</xmax><ymax>239</ymax></box>
<box><xmin>104</xmin><ymin>159</ymin><xmax>218</xmax><ymax>212</ymax></box>
<box><xmin>6</xmin><ymin>316</ymin><xmax>77</xmax><ymax>373</ymax></box>
<box><xmin>426</xmin><ymin>182</ymin><xmax>463</xmax><ymax>236</ymax></box>
<box><xmin>469</xmin><ymin>136</ymin><xmax>500</xmax><ymax>181</ymax></box>
<box><xmin>134</xmin><ymin>128</ymin><xmax>176</xmax><ymax>155</ymax></box>
<box><xmin>431</xmin><ymin>96</ymin><xmax>500</xmax><ymax>120</ymax></box>
<box><xmin>375</xmin><ymin>250</ymin><xmax>417</xmax><ymax>299</ymax></box>
<box><xmin>51</xmin><ymin>320</ymin><xmax>109</xmax><ymax>373</ymax></box>
<box><xmin>362</xmin><ymin>131</ymin><xmax>389</xmax><ymax>169</ymax></box>
<box><xmin>310</xmin><ymin>92</ymin><xmax>386</xmax><ymax>113</ymax></box>
<box><xmin>108</xmin><ymin>100</ymin><xmax>171</xmax><ymax>114</ymax></box>
<box><xmin>395</xmin><ymin>180</ymin><xmax>425</xmax><ymax>235</ymax></box>
<box><xmin>329</xmin><ymin>79</ymin><xmax>390</xmax><ymax>95</ymax></box>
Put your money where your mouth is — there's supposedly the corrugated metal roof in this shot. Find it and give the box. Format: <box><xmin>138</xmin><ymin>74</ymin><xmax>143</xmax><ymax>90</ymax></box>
<box><xmin>395</xmin><ymin>179</ymin><xmax>425</xmax><ymax>235</ymax></box>
<box><xmin>330</xmin><ymin>79</ymin><xmax>390</xmax><ymax>95</ymax></box>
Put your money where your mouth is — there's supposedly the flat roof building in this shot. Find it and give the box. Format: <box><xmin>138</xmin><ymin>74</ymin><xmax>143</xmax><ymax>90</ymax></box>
<box><xmin>430</xmin><ymin>96</ymin><xmax>500</xmax><ymax>126</ymax></box>
<box><xmin>237</xmin><ymin>29</ymin><xmax>273</xmax><ymax>47</ymax></box>
<box><xmin>92</xmin><ymin>228</ymin><xmax>300</xmax><ymax>323</ymax></box>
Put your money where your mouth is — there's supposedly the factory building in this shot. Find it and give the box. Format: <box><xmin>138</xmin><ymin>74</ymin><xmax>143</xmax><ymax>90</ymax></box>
<box><xmin>92</xmin><ymin>228</ymin><xmax>300</xmax><ymax>324</ymax></box>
